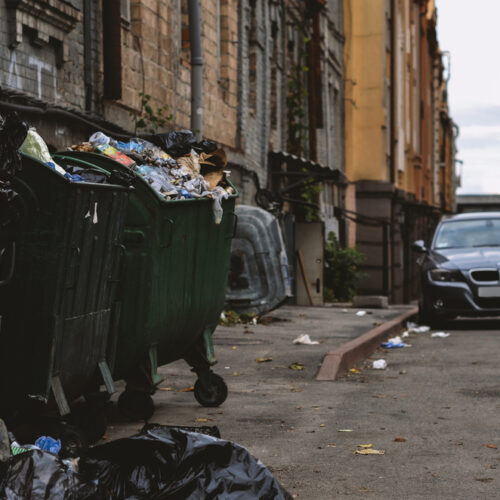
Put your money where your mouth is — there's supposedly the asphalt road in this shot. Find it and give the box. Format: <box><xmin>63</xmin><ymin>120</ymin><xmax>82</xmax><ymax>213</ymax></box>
<box><xmin>104</xmin><ymin>312</ymin><xmax>499</xmax><ymax>499</ymax></box>
<box><xmin>307</xmin><ymin>317</ymin><xmax>500</xmax><ymax>499</ymax></box>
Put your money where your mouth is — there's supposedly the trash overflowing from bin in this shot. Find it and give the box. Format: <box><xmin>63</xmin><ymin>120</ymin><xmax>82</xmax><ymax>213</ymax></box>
<box><xmin>0</xmin><ymin>424</ymin><xmax>292</xmax><ymax>499</ymax></box>
<box><xmin>69</xmin><ymin>129</ymin><xmax>234</xmax><ymax>224</ymax></box>
<box><xmin>17</xmin><ymin>125</ymin><xmax>234</xmax><ymax>224</ymax></box>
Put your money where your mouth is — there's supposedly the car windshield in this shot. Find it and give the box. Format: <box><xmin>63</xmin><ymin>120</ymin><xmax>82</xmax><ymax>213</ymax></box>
<box><xmin>434</xmin><ymin>218</ymin><xmax>500</xmax><ymax>249</ymax></box>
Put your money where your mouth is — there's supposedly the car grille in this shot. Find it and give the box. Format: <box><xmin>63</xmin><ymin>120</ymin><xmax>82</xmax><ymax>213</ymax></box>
<box><xmin>470</xmin><ymin>269</ymin><xmax>499</xmax><ymax>282</ymax></box>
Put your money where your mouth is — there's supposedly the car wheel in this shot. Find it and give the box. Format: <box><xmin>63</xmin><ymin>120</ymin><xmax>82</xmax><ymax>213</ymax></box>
<box><xmin>418</xmin><ymin>299</ymin><xmax>442</xmax><ymax>328</ymax></box>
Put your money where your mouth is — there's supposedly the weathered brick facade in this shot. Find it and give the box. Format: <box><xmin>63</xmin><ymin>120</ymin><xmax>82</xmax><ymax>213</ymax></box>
<box><xmin>0</xmin><ymin>0</ymin><xmax>345</xmax><ymax>195</ymax></box>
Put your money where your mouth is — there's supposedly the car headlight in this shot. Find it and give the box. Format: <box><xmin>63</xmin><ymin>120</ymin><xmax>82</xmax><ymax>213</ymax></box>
<box><xmin>429</xmin><ymin>268</ymin><xmax>463</xmax><ymax>282</ymax></box>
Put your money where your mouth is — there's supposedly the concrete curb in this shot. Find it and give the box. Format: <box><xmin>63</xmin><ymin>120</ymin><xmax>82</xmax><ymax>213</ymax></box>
<box><xmin>316</xmin><ymin>307</ymin><xmax>418</xmax><ymax>381</ymax></box>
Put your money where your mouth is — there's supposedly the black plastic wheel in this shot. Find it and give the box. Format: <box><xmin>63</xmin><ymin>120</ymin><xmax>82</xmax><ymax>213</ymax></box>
<box><xmin>194</xmin><ymin>373</ymin><xmax>228</xmax><ymax>407</ymax></box>
<box><xmin>118</xmin><ymin>390</ymin><xmax>155</xmax><ymax>420</ymax></box>
<box><xmin>418</xmin><ymin>299</ymin><xmax>442</xmax><ymax>328</ymax></box>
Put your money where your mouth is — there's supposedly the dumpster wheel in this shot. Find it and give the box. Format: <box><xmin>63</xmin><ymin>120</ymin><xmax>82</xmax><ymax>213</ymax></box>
<box><xmin>118</xmin><ymin>389</ymin><xmax>155</xmax><ymax>420</ymax></box>
<box><xmin>194</xmin><ymin>373</ymin><xmax>228</xmax><ymax>407</ymax></box>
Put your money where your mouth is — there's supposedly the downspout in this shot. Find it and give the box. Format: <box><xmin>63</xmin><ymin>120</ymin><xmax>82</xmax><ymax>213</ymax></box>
<box><xmin>389</xmin><ymin>0</ymin><xmax>395</xmax><ymax>185</ymax></box>
<box><xmin>188</xmin><ymin>0</ymin><xmax>203</xmax><ymax>140</ymax></box>
<box><xmin>389</xmin><ymin>0</ymin><xmax>396</xmax><ymax>302</ymax></box>
<box><xmin>83</xmin><ymin>0</ymin><xmax>92</xmax><ymax>112</ymax></box>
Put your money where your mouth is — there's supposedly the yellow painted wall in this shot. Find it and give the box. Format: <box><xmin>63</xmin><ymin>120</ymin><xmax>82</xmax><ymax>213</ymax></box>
<box><xmin>343</xmin><ymin>0</ymin><xmax>390</xmax><ymax>182</ymax></box>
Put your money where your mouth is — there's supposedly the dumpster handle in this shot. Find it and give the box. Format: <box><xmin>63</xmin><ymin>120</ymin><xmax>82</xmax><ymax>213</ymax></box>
<box><xmin>0</xmin><ymin>241</ymin><xmax>16</xmax><ymax>287</ymax></box>
<box><xmin>52</xmin><ymin>155</ymin><xmax>112</xmax><ymax>177</ymax></box>
<box><xmin>161</xmin><ymin>218</ymin><xmax>174</xmax><ymax>248</ymax></box>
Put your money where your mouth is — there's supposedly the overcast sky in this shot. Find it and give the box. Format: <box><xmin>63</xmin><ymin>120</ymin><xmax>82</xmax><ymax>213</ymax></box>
<box><xmin>436</xmin><ymin>0</ymin><xmax>500</xmax><ymax>194</ymax></box>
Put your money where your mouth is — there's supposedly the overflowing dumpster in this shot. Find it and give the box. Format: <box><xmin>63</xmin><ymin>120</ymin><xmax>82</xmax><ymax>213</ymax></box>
<box><xmin>0</xmin><ymin>119</ymin><xmax>237</xmax><ymax>443</ymax></box>
<box><xmin>53</xmin><ymin>145</ymin><xmax>237</xmax><ymax>418</ymax></box>
<box><xmin>0</xmin><ymin>152</ymin><xmax>131</xmax><ymax>423</ymax></box>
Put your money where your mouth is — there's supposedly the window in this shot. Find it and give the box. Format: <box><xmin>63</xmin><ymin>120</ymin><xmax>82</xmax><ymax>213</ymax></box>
<box><xmin>121</xmin><ymin>0</ymin><xmax>130</xmax><ymax>22</ymax></box>
<box><xmin>181</xmin><ymin>1</ymin><xmax>191</xmax><ymax>62</ymax></box>
<box><xmin>248</xmin><ymin>0</ymin><xmax>258</xmax><ymax>115</ymax></box>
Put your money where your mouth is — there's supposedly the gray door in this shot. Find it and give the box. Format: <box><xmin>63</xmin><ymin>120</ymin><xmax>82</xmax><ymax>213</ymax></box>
<box><xmin>295</xmin><ymin>222</ymin><xmax>324</xmax><ymax>306</ymax></box>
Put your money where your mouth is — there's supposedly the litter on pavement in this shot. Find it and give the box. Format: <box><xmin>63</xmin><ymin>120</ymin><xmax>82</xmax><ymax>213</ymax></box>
<box><xmin>407</xmin><ymin>322</ymin><xmax>431</xmax><ymax>333</ymax></box>
<box><xmin>355</xmin><ymin>448</ymin><xmax>385</xmax><ymax>455</ymax></box>
<box><xmin>431</xmin><ymin>331</ymin><xmax>450</xmax><ymax>338</ymax></box>
<box><xmin>372</xmin><ymin>359</ymin><xmax>387</xmax><ymax>370</ymax></box>
<box><xmin>356</xmin><ymin>311</ymin><xmax>367</xmax><ymax>316</ymax></box>
<box><xmin>381</xmin><ymin>335</ymin><xmax>410</xmax><ymax>348</ymax></box>
<box><xmin>293</xmin><ymin>334</ymin><xmax>319</xmax><ymax>345</ymax></box>
<box><xmin>0</xmin><ymin>424</ymin><xmax>292</xmax><ymax>499</ymax></box>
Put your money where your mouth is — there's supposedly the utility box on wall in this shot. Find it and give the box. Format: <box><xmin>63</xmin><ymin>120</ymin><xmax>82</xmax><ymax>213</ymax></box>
<box><xmin>295</xmin><ymin>222</ymin><xmax>324</xmax><ymax>306</ymax></box>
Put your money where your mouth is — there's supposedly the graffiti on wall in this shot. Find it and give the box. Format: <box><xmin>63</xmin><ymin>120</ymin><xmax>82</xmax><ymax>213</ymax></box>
<box><xmin>5</xmin><ymin>50</ymin><xmax>59</xmax><ymax>101</ymax></box>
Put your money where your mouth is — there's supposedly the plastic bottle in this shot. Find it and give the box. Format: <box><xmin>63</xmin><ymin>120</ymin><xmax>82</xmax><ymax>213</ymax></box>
<box><xmin>89</xmin><ymin>131</ymin><xmax>110</xmax><ymax>147</ymax></box>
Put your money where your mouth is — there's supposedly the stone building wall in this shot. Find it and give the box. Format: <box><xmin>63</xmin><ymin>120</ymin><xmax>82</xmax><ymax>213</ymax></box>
<box><xmin>0</xmin><ymin>0</ymin><xmax>86</xmax><ymax>113</ymax></box>
<box><xmin>0</xmin><ymin>0</ymin><xmax>346</xmax><ymax>213</ymax></box>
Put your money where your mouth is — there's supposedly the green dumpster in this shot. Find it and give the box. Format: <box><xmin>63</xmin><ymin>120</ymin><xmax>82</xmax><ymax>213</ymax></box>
<box><xmin>53</xmin><ymin>151</ymin><xmax>238</xmax><ymax>418</ymax></box>
<box><xmin>0</xmin><ymin>153</ymin><xmax>130</xmax><ymax>419</ymax></box>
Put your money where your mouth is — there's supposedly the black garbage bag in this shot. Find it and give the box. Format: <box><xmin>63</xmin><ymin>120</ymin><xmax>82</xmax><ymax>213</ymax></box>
<box><xmin>145</xmin><ymin>130</ymin><xmax>217</xmax><ymax>157</ymax></box>
<box><xmin>61</xmin><ymin>165</ymin><xmax>134</xmax><ymax>187</ymax></box>
<box><xmin>78</xmin><ymin>423</ymin><xmax>292</xmax><ymax>499</ymax></box>
<box><xmin>0</xmin><ymin>425</ymin><xmax>291</xmax><ymax>499</ymax></box>
<box><xmin>0</xmin><ymin>112</ymin><xmax>27</xmax><ymax>238</ymax></box>
<box><xmin>0</xmin><ymin>450</ymin><xmax>101</xmax><ymax>500</ymax></box>
<box><xmin>0</xmin><ymin>188</ymin><xmax>21</xmax><ymax>231</ymax></box>
<box><xmin>0</xmin><ymin>112</ymin><xmax>27</xmax><ymax>179</ymax></box>
<box><xmin>63</xmin><ymin>165</ymin><xmax>108</xmax><ymax>184</ymax></box>
<box><xmin>109</xmin><ymin>168</ymin><xmax>135</xmax><ymax>188</ymax></box>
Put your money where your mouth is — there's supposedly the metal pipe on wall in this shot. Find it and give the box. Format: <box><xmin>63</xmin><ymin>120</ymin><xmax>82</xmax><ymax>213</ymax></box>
<box><xmin>83</xmin><ymin>0</ymin><xmax>93</xmax><ymax>112</ymax></box>
<box><xmin>188</xmin><ymin>0</ymin><xmax>203</xmax><ymax>140</ymax></box>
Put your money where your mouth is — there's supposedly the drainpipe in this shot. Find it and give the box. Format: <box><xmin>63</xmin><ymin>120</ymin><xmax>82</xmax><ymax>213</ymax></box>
<box><xmin>83</xmin><ymin>0</ymin><xmax>92</xmax><ymax>112</ymax></box>
<box><xmin>188</xmin><ymin>0</ymin><xmax>203</xmax><ymax>140</ymax></box>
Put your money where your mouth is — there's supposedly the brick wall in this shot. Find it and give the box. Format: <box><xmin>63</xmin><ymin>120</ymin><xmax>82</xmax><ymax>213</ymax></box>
<box><xmin>0</xmin><ymin>0</ymin><xmax>86</xmax><ymax>111</ymax></box>
<box><xmin>0</xmin><ymin>0</ymin><xmax>345</xmax><ymax>207</ymax></box>
<box><xmin>111</xmin><ymin>0</ymin><xmax>239</xmax><ymax>147</ymax></box>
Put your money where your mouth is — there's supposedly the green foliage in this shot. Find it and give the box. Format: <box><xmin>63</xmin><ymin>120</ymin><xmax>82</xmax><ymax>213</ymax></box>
<box><xmin>285</xmin><ymin>38</ymin><xmax>322</xmax><ymax>222</ymax></box>
<box><xmin>286</xmin><ymin>71</ymin><xmax>309</xmax><ymax>156</ymax></box>
<box><xmin>298</xmin><ymin>176</ymin><xmax>322</xmax><ymax>222</ymax></box>
<box><xmin>219</xmin><ymin>310</ymin><xmax>258</xmax><ymax>327</ymax></box>
<box><xmin>133</xmin><ymin>92</ymin><xmax>173</xmax><ymax>134</ymax></box>
<box><xmin>286</xmin><ymin>40</ymin><xmax>309</xmax><ymax>156</ymax></box>
<box><xmin>324</xmin><ymin>232</ymin><xmax>366</xmax><ymax>302</ymax></box>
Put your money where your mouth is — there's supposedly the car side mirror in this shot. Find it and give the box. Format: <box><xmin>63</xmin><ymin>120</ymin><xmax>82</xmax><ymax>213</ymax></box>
<box><xmin>411</xmin><ymin>240</ymin><xmax>427</xmax><ymax>253</ymax></box>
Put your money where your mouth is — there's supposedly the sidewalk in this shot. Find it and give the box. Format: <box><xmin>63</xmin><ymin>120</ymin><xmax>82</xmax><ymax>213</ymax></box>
<box><xmin>105</xmin><ymin>303</ymin><xmax>416</xmax><ymax>496</ymax></box>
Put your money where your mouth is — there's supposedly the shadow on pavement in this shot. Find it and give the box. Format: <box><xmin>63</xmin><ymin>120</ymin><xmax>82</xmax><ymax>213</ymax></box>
<box><xmin>443</xmin><ymin>317</ymin><xmax>500</xmax><ymax>330</ymax></box>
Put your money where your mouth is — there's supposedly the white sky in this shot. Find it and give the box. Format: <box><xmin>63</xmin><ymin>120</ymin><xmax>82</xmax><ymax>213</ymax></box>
<box><xmin>436</xmin><ymin>0</ymin><xmax>500</xmax><ymax>194</ymax></box>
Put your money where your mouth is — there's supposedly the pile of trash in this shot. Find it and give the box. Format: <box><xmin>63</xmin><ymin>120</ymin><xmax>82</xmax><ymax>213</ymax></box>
<box><xmin>17</xmin><ymin>127</ymin><xmax>132</xmax><ymax>187</ymax></box>
<box><xmin>71</xmin><ymin>130</ymin><xmax>234</xmax><ymax>223</ymax></box>
<box><xmin>17</xmin><ymin>126</ymin><xmax>234</xmax><ymax>224</ymax></box>
<box><xmin>0</xmin><ymin>424</ymin><xmax>291</xmax><ymax>499</ymax></box>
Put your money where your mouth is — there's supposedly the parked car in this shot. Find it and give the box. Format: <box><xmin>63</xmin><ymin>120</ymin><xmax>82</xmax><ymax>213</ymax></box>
<box><xmin>412</xmin><ymin>212</ymin><xmax>500</xmax><ymax>326</ymax></box>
